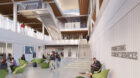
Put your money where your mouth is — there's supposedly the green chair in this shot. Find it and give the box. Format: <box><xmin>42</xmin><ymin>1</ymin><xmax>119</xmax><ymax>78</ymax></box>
<box><xmin>18</xmin><ymin>59</ymin><xmax>28</xmax><ymax>65</ymax></box>
<box><xmin>92</xmin><ymin>69</ymin><xmax>110</xmax><ymax>78</ymax></box>
<box><xmin>13</xmin><ymin>64</ymin><xmax>27</xmax><ymax>78</ymax></box>
<box><xmin>12</xmin><ymin>66</ymin><xmax>19</xmax><ymax>72</ymax></box>
<box><xmin>13</xmin><ymin>64</ymin><xmax>27</xmax><ymax>74</ymax></box>
<box><xmin>41</xmin><ymin>62</ymin><xmax>49</xmax><ymax>68</ymax></box>
<box><xmin>31</xmin><ymin>58</ymin><xmax>44</xmax><ymax>64</ymax></box>
<box><xmin>94</xmin><ymin>64</ymin><xmax>103</xmax><ymax>74</ymax></box>
<box><xmin>76</xmin><ymin>76</ymin><xmax>85</xmax><ymax>78</ymax></box>
<box><xmin>0</xmin><ymin>69</ymin><xmax>9</xmax><ymax>78</ymax></box>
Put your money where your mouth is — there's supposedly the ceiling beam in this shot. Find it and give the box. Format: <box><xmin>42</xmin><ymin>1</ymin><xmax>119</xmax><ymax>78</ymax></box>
<box><xmin>56</xmin><ymin>14</ymin><xmax>88</xmax><ymax>19</ymax></box>
<box><xmin>47</xmin><ymin>1</ymin><xmax>55</xmax><ymax>3</ymax></box>
<box><xmin>25</xmin><ymin>23</ymin><xmax>42</xmax><ymax>25</ymax></box>
<box><xmin>0</xmin><ymin>2</ymin><xmax>13</xmax><ymax>5</ymax></box>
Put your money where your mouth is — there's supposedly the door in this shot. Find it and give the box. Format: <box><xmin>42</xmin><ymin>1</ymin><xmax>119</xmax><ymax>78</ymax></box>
<box><xmin>38</xmin><ymin>46</ymin><xmax>43</xmax><ymax>58</ymax></box>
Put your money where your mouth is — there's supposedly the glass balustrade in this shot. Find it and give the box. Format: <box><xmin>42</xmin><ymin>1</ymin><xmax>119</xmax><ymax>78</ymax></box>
<box><xmin>0</xmin><ymin>14</ymin><xmax>49</xmax><ymax>41</ymax></box>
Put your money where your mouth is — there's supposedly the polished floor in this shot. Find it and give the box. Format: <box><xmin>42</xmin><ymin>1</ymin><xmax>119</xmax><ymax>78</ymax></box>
<box><xmin>6</xmin><ymin>58</ymin><xmax>89</xmax><ymax>78</ymax></box>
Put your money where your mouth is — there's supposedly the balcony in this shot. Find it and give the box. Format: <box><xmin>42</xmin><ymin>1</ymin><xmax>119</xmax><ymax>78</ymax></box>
<box><xmin>17</xmin><ymin>1</ymin><xmax>48</xmax><ymax>18</ymax></box>
<box><xmin>18</xmin><ymin>1</ymin><xmax>46</xmax><ymax>11</ymax></box>
<box><xmin>60</xmin><ymin>22</ymin><xmax>88</xmax><ymax>31</ymax></box>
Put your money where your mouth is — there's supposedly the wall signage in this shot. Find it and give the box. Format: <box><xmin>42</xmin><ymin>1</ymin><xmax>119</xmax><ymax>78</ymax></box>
<box><xmin>111</xmin><ymin>45</ymin><xmax>138</xmax><ymax>60</ymax></box>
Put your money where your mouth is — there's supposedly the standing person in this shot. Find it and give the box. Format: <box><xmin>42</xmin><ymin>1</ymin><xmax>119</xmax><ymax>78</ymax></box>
<box><xmin>49</xmin><ymin>51</ymin><xmax>56</xmax><ymax>70</ymax></box>
<box><xmin>10</xmin><ymin>58</ymin><xmax>17</xmax><ymax>72</ymax></box>
<box><xmin>86</xmin><ymin>35</ymin><xmax>90</xmax><ymax>42</ymax></box>
<box><xmin>56</xmin><ymin>52</ymin><xmax>61</xmax><ymax>68</ymax></box>
<box><xmin>7</xmin><ymin>53</ymin><xmax>12</xmax><ymax>61</ymax></box>
<box><xmin>33</xmin><ymin>52</ymin><xmax>36</xmax><ymax>58</ymax></box>
<box><xmin>60</xmin><ymin>52</ymin><xmax>64</xmax><ymax>58</ymax></box>
<box><xmin>21</xmin><ymin>54</ymin><xmax>26</xmax><ymax>61</ymax></box>
<box><xmin>21</xmin><ymin>23</ymin><xmax>25</xmax><ymax>34</ymax></box>
<box><xmin>42</xmin><ymin>54</ymin><xmax>46</xmax><ymax>59</ymax></box>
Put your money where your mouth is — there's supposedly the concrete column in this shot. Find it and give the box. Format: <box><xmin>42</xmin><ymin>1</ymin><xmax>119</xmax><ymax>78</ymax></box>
<box><xmin>42</xmin><ymin>24</ymin><xmax>45</xmax><ymax>40</ymax></box>
<box><xmin>5</xmin><ymin>43</ymin><xmax>7</xmax><ymax>57</ymax></box>
<box><xmin>90</xmin><ymin>0</ymin><xmax>93</xmax><ymax>14</ymax></box>
<box><xmin>90</xmin><ymin>20</ymin><xmax>92</xmax><ymax>34</ymax></box>
<box><xmin>91</xmin><ymin>19</ymin><xmax>94</xmax><ymax>32</ymax></box>
<box><xmin>96</xmin><ymin>0</ymin><xmax>100</xmax><ymax>17</ymax></box>
<box><xmin>13</xmin><ymin>3</ymin><xmax>17</xmax><ymax>32</ymax></box>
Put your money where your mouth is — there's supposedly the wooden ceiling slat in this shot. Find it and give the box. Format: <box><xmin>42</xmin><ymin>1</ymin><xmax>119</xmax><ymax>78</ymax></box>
<box><xmin>0</xmin><ymin>0</ymin><xmax>11</xmax><ymax>3</ymax></box>
<box><xmin>44</xmin><ymin>0</ymin><xmax>54</xmax><ymax>1</ymax></box>
<box><xmin>0</xmin><ymin>0</ymin><xmax>25</xmax><ymax>3</ymax></box>
<box><xmin>79</xmin><ymin>0</ymin><xmax>89</xmax><ymax>15</ymax></box>
<box><xmin>49</xmin><ymin>3</ymin><xmax>62</xmax><ymax>16</ymax></box>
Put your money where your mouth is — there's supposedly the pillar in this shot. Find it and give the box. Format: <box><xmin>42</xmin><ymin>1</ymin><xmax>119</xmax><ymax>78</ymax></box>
<box><xmin>13</xmin><ymin>3</ymin><xmax>17</xmax><ymax>32</ymax></box>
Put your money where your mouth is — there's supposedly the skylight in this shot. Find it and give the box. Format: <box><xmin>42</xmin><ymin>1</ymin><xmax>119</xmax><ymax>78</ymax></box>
<box><xmin>56</xmin><ymin>0</ymin><xmax>79</xmax><ymax>16</ymax></box>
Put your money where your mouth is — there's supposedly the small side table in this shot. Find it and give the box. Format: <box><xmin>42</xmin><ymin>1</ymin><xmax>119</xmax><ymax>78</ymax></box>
<box><xmin>79</xmin><ymin>72</ymin><xmax>92</xmax><ymax>78</ymax></box>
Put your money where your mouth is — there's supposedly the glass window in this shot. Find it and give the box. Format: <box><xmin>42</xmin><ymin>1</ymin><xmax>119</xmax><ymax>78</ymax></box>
<box><xmin>7</xmin><ymin>43</ymin><xmax>13</xmax><ymax>54</ymax></box>
<box><xmin>0</xmin><ymin>42</ymin><xmax>6</xmax><ymax>54</ymax></box>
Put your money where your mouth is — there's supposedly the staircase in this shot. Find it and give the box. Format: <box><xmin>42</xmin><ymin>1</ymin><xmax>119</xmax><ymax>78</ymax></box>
<box><xmin>65</xmin><ymin>59</ymin><xmax>92</xmax><ymax>70</ymax></box>
<box><xmin>77</xmin><ymin>39</ymin><xmax>92</xmax><ymax>59</ymax></box>
<box><xmin>64</xmin><ymin>39</ymin><xmax>92</xmax><ymax>70</ymax></box>
<box><xmin>17</xmin><ymin>1</ymin><xmax>62</xmax><ymax>40</ymax></box>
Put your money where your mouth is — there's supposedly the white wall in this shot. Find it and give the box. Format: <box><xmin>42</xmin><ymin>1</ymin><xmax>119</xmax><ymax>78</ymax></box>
<box><xmin>64</xmin><ymin>46</ymin><xmax>78</xmax><ymax>58</ymax></box>
<box><xmin>90</xmin><ymin>0</ymin><xmax>140</xmax><ymax>78</ymax></box>
<box><xmin>0</xmin><ymin>28</ymin><xmax>48</xmax><ymax>63</ymax></box>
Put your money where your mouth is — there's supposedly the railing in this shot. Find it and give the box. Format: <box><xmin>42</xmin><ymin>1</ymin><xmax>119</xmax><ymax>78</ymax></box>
<box><xmin>0</xmin><ymin>14</ymin><xmax>50</xmax><ymax>41</ymax></box>
<box><xmin>46</xmin><ymin>39</ymin><xmax>80</xmax><ymax>45</ymax></box>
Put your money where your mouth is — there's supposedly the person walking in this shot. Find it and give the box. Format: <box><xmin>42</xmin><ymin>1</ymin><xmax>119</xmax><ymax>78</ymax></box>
<box><xmin>49</xmin><ymin>51</ymin><xmax>56</xmax><ymax>70</ymax></box>
<box><xmin>56</xmin><ymin>52</ymin><xmax>61</xmax><ymax>68</ymax></box>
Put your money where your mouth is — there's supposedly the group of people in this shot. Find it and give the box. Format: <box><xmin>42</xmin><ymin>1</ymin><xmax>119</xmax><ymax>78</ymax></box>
<box><xmin>42</xmin><ymin>51</ymin><xmax>63</xmax><ymax>70</ymax></box>
<box><xmin>0</xmin><ymin>53</ymin><xmax>17</xmax><ymax>72</ymax></box>
<box><xmin>0</xmin><ymin>53</ymin><xmax>26</xmax><ymax>73</ymax></box>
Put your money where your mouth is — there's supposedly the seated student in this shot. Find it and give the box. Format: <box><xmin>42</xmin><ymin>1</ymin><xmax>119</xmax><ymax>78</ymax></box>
<box><xmin>21</xmin><ymin>54</ymin><xmax>26</xmax><ymax>61</ymax></box>
<box><xmin>91</xmin><ymin>58</ymin><xmax>101</xmax><ymax>74</ymax></box>
<box><xmin>0</xmin><ymin>59</ymin><xmax>8</xmax><ymax>69</ymax></box>
<box><xmin>42</xmin><ymin>54</ymin><xmax>46</xmax><ymax>59</ymax></box>
<box><xmin>10</xmin><ymin>58</ymin><xmax>17</xmax><ymax>72</ymax></box>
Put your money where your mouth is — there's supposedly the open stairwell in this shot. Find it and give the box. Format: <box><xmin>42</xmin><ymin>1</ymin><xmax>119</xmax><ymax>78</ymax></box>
<box><xmin>64</xmin><ymin>59</ymin><xmax>92</xmax><ymax>70</ymax></box>
<box><xmin>65</xmin><ymin>39</ymin><xmax>92</xmax><ymax>70</ymax></box>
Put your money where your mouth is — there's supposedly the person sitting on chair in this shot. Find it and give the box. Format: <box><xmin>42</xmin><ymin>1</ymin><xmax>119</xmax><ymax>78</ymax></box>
<box><xmin>0</xmin><ymin>59</ymin><xmax>8</xmax><ymax>69</ymax></box>
<box><xmin>21</xmin><ymin>54</ymin><xmax>26</xmax><ymax>61</ymax></box>
<box><xmin>91</xmin><ymin>58</ymin><xmax>101</xmax><ymax>74</ymax></box>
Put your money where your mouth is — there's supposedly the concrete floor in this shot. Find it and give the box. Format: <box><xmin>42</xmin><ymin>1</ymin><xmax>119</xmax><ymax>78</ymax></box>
<box><xmin>6</xmin><ymin>58</ymin><xmax>89</xmax><ymax>78</ymax></box>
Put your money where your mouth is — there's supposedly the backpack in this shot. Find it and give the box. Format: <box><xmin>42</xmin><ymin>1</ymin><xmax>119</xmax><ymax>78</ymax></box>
<box><xmin>33</xmin><ymin>62</ymin><xmax>37</xmax><ymax>67</ymax></box>
<box><xmin>58</xmin><ymin>57</ymin><xmax>61</xmax><ymax>61</ymax></box>
<box><xmin>50</xmin><ymin>55</ymin><xmax>55</xmax><ymax>60</ymax></box>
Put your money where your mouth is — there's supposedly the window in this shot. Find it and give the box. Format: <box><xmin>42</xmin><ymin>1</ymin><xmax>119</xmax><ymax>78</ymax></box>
<box><xmin>7</xmin><ymin>43</ymin><xmax>13</xmax><ymax>54</ymax></box>
<box><xmin>0</xmin><ymin>42</ymin><xmax>6</xmax><ymax>54</ymax></box>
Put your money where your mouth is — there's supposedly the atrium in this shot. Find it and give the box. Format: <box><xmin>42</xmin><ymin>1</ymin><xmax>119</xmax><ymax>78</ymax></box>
<box><xmin>0</xmin><ymin>0</ymin><xmax>139</xmax><ymax>78</ymax></box>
